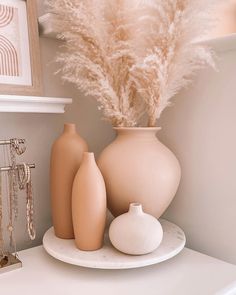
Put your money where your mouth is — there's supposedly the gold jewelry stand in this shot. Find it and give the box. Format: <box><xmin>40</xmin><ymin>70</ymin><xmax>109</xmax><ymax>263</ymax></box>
<box><xmin>0</xmin><ymin>253</ymin><xmax>22</xmax><ymax>274</ymax></box>
<box><xmin>0</xmin><ymin>138</ymin><xmax>35</xmax><ymax>274</ymax></box>
<box><xmin>0</xmin><ymin>164</ymin><xmax>36</xmax><ymax>172</ymax></box>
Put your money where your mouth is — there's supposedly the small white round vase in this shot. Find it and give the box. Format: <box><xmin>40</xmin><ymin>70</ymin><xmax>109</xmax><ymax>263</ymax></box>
<box><xmin>109</xmin><ymin>203</ymin><xmax>163</xmax><ymax>255</ymax></box>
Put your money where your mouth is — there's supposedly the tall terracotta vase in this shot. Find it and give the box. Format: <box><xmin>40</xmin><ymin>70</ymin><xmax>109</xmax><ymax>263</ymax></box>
<box><xmin>72</xmin><ymin>152</ymin><xmax>106</xmax><ymax>250</ymax></box>
<box><xmin>50</xmin><ymin>123</ymin><xmax>88</xmax><ymax>239</ymax></box>
<box><xmin>98</xmin><ymin>127</ymin><xmax>181</xmax><ymax>218</ymax></box>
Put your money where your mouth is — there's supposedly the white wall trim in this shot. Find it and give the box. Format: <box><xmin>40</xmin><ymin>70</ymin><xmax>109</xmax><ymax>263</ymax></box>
<box><xmin>196</xmin><ymin>33</ymin><xmax>236</xmax><ymax>53</ymax></box>
<box><xmin>0</xmin><ymin>95</ymin><xmax>72</xmax><ymax>113</ymax></box>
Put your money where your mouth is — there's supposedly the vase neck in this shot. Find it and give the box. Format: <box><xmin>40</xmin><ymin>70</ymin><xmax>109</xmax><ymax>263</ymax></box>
<box><xmin>129</xmin><ymin>203</ymin><xmax>143</xmax><ymax>214</ymax></box>
<box><xmin>63</xmin><ymin>123</ymin><xmax>76</xmax><ymax>134</ymax></box>
<box><xmin>82</xmin><ymin>152</ymin><xmax>95</xmax><ymax>163</ymax></box>
<box><xmin>114</xmin><ymin>127</ymin><xmax>161</xmax><ymax>139</ymax></box>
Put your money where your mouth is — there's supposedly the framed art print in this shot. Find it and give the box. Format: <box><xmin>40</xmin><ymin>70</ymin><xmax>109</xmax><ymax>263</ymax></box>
<box><xmin>0</xmin><ymin>0</ymin><xmax>42</xmax><ymax>95</ymax></box>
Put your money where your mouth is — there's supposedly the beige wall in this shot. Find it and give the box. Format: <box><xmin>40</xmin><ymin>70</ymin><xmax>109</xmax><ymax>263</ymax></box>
<box><xmin>159</xmin><ymin>48</ymin><xmax>236</xmax><ymax>264</ymax></box>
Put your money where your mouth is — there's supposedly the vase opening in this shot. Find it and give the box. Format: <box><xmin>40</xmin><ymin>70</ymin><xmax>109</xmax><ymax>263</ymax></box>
<box><xmin>129</xmin><ymin>203</ymin><xmax>143</xmax><ymax>214</ymax></box>
<box><xmin>83</xmin><ymin>152</ymin><xmax>94</xmax><ymax>160</ymax></box>
<box><xmin>114</xmin><ymin>127</ymin><xmax>161</xmax><ymax>138</ymax></box>
<box><xmin>64</xmin><ymin>123</ymin><xmax>76</xmax><ymax>133</ymax></box>
<box><xmin>114</xmin><ymin>127</ymin><xmax>161</xmax><ymax>131</ymax></box>
<box><xmin>130</xmin><ymin>202</ymin><xmax>141</xmax><ymax>207</ymax></box>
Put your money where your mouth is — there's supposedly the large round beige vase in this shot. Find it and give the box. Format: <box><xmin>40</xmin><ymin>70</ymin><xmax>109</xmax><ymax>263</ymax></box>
<box><xmin>97</xmin><ymin>127</ymin><xmax>181</xmax><ymax>218</ymax></box>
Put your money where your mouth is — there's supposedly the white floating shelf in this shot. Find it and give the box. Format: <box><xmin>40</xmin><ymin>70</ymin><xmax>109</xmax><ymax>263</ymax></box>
<box><xmin>38</xmin><ymin>12</ymin><xmax>236</xmax><ymax>53</ymax></box>
<box><xmin>0</xmin><ymin>95</ymin><xmax>72</xmax><ymax>113</ymax></box>
<box><xmin>196</xmin><ymin>33</ymin><xmax>236</xmax><ymax>53</ymax></box>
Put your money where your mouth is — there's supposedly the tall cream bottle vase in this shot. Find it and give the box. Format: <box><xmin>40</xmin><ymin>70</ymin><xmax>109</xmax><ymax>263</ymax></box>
<box><xmin>50</xmin><ymin>123</ymin><xmax>88</xmax><ymax>239</ymax></box>
<box><xmin>72</xmin><ymin>152</ymin><xmax>107</xmax><ymax>250</ymax></box>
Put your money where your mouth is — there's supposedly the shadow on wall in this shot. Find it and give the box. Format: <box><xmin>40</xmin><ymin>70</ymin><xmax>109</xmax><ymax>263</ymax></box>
<box><xmin>158</xmin><ymin>48</ymin><xmax>236</xmax><ymax>265</ymax></box>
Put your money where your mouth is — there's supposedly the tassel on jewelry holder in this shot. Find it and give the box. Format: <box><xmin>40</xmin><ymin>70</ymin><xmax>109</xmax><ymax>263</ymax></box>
<box><xmin>0</xmin><ymin>139</ymin><xmax>36</xmax><ymax>274</ymax></box>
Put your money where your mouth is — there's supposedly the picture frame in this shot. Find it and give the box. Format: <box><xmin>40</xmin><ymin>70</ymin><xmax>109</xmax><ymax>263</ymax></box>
<box><xmin>0</xmin><ymin>0</ymin><xmax>42</xmax><ymax>96</ymax></box>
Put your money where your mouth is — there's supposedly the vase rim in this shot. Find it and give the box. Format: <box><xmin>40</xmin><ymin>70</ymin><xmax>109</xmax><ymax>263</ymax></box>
<box><xmin>113</xmin><ymin>127</ymin><xmax>161</xmax><ymax>131</ymax></box>
<box><xmin>64</xmin><ymin>123</ymin><xmax>76</xmax><ymax>133</ymax></box>
<box><xmin>83</xmin><ymin>152</ymin><xmax>94</xmax><ymax>158</ymax></box>
<box><xmin>64</xmin><ymin>122</ymin><xmax>75</xmax><ymax>126</ymax></box>
<box><xmin>129</xmin><ymin>203</ymin><xmax>143</xmax><ymax>214</ymax></box>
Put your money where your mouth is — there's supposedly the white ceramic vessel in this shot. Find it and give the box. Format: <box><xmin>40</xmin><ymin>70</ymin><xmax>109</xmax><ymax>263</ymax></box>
<box><xmin>109</xmin><ymin>203</ymin><xmax>163</xmax><ymax>255</ymax></box>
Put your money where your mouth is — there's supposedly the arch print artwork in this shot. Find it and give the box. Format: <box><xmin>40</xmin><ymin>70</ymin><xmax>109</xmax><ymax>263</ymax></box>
<box><xmin>0</xmin><ymin>35</ymin><xmax>19</xmax><ymax>77</ymax></box>
<box><xmin>0</xmin><ymin>4</ymin><xmax>14</xmax><ymax>27</ymax></box>
<box><xmin>0</xmin><ymin>4</ymin><xmax>19</xmax><ymax>77</ymax></box>
<box><xmin>0</xmin><ymin>0</ymin><xmax>42</xmax><ymax>96</ymax></box>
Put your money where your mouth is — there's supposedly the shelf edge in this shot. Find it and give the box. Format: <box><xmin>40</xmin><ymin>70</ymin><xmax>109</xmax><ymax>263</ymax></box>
<box><xmin>0</xmin><ymin>95</ymin><xmax>73</xmax><ymax>113</ymax></box>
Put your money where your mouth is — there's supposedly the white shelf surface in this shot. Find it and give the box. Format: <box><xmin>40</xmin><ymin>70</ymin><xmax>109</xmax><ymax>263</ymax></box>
<box><xmin>0</xmin><ymin>95</ymin><xmax>72</xmax><ymax>113</ymax></box>
<box><xmin>38</xmin><ymin>12</ymin><xmax>236</xmax><ymax>53</ymax></box>
<box><xmin>0</xmin><ymin>245</ymin><xmax>236</xmax><ymax>294</ymax></box>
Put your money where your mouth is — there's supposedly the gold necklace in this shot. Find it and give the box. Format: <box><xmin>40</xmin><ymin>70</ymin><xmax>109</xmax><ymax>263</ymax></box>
<box><xmin>0</xmin><ymin>172</ymin><xmax>4</xmax><ymax>258</ymax></box>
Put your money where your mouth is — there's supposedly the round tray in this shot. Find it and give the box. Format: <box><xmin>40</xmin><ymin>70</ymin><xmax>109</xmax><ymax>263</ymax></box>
<box><xmin>43</xmin><ymin>219</ymin><xmax>186</xmax><ymax>269</ymax></box>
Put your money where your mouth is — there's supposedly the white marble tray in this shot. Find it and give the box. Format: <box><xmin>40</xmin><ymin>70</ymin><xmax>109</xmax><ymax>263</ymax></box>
<box><xmin>43</xmin><ymin>219</ymin><xmax>186</xmax><ymax>269</ymax></box>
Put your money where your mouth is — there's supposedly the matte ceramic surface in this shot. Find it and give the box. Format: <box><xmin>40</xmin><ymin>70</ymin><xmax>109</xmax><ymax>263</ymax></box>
<box><xmin>43</xmin><ymin>219</ymin><xmax>185</xmax><ymax>269</ymax></box>
<box><xmin>72</xmin><ymin>152</ymin><xmax>106</xmax><ymax>251</ymax></box>
<box><xmin>109</xmin><ymin>203</ymin><xmax>163</xmax><ymax>255</ymax></box>
<box><xmin>50</xmin><ymin>123</ymin><xmax>88</xmax><ymax>239</ymax></box>
<box><xmin>98</xmin><ymin>127</ymin><xmax>181</xmax><ymax>218</ymax></box>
